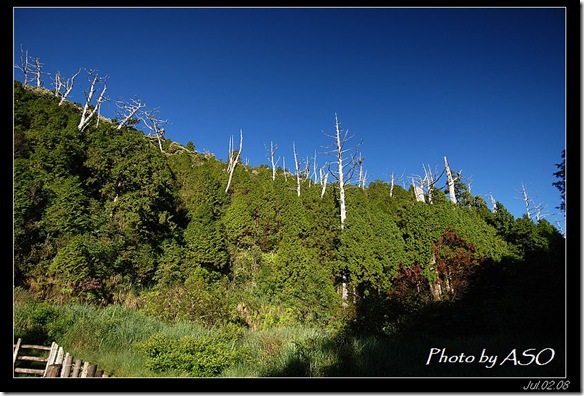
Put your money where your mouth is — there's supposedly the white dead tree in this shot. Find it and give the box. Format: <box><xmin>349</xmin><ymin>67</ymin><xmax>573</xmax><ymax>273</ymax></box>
<box><xmin>312</xmin><ymin>151</ymin><xmax>319</xmax><ymax>185</ymax></box>
<box><xmin>139</xmin><ymin>109</ymin><xmax>168</xmax><ymax>153</ymax></box>
<box><xmin>52</xmin><ymin>69</ymin><xmax>81</xmax><ymax>106</ymax></box>
<box><xmin>225</xmin><ymin>129</ymin><xmax>243</xmax><ymax>193</ymax></box>
<box><xmin>78</xmin><ymin>69</ymin><xmax>108</xmax><ymax>132</ymax></box>
<box><xmin>519</xmin><ymin>183</ymin><xmax>532</xmax><ymax>220</ymax></box>
<box><xmin>319</xmin><ymin>166</ymin><xmax>329</xmax><ymax>199</ymax></box>
<box><xmin>282</xmin><ymin>157</ymin><xmax>288</xmax><ymax>181</ymax></box>
<box><xmin>116</xmin><ymin>97</ymin><xmax>147</xmax><ymax>130</ymax></box>
<box><xmin>518</xmin><ymin>183</ymin><xmax>547</xmax><ymax>221</ymax></box>
<box><xmin>444</xmin><ymin>156</ymin><xmax>457</xmax><ymax>204</ymax></box>
<box><xmin>325</xmin><ymin>114</ymin><xmax>362</xmax><ymax>230</ymax></box>
<box><xmin>533</xmin><ymin>202</ymin><xmax>548</xmax><ymax>222</ymax></box>
<box><xmin>411</xmin><ymin>176</ymin><xmax>426</xmax><ymax>203</ymax></box>
<box><xmin>266</xmin><ymin>141</ymin><xmax>280</xmax><ymax>181</ymax></box>
<box><xmin>302</xmin><ymin>155</ymin><xmax>311</xmax><ymax>183</ymax></box>
<box><xmin>485</xmin><ymin>192</ymin><xmax>498</xmax><ymax>213</ymax></box>
<box><xmin>14</xmin><ymin>45</ymin><xmax>32</xmax><ymax>85</ymax></box>
<box><xmin>324</xmin><ymin>114</ymin><xmax>362</xmax><ymax>306</ymax></box>
<box><xmin>357</xmin><ymin>153</ymin><xmax>367</xmax><ymax>189</ymax></box>
<box><xmin>140</xmin><ymin>108</ymin><xmax>169</xmax><ymax>153</ymax></box>
<box><xmin>422</xmin><ymin>164</ymin><xmax>438</xmax><ymax>204</ymax></box>
<box><xmin>388</xmin><ymin>172</ymin><xmax>404</xmax><ymax>198</ymax></box>
<box><xmin>551</xmin><ymin>213</ymin><xmax>565</xmax><ymax>236</ymax></box>
<box><xmin>31</xmin><ymin>57</ymin><xmax>44</xmax><ymax>87</ymax></box>
<box><xmin>292</xmin><ymin>141</ymin><xmax>301</xmax><ymax>197</ymax></box>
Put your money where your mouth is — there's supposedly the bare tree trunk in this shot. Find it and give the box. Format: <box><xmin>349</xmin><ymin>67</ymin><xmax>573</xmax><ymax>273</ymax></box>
<box><xmin>32</xmin><ymin>57</ymin><xmax>43</xmax><ymax>87</ymax></box>
<box><xmin>520</xmin><ymin>183</ymin><xmax>532</xmax><ymax>219</ymax></box>
<box><xmin>15</xmin><ymin>45</ymin><xmax>31</xmax><ymax>85</ymax></box>
<box><xmin>412</xmin><ymin>178</ymin><xmax>425</xmax><ymax>202</ymax></box>
<box><xmin>444</xmin><ymin>156</ymin><xmax>457</xmax><ymax>204</ymax></box>
<box><xmin>267</xmin><ymin>141</ymin><xmax>280</xmax><ymax>181</ymax></box>
<box><xmin>357</xmin><ymin>153</ymin><xmax>367</xmax><ymax>189</ymax></box>
<box><xmin>225</xmin><ymin>129</ymin><xmax>243</xmax><ymax>193</ymax></box>
<box><xmin>55</xmin><ymin>69</ymin><xmax>81</xmax><ymax>106</ymax></box>
<box><xmin>116</xmin><ymin>98</ymin><xmax>146</xmax><ymax>130</ymax></box>
<box><xmin>423</xmin><ymin>164</ymin><xmax>434</xmax><ymax>204</ymax></box>
<box><xmin>486</xmin><ymin>192</ymin><xmax>497</xmax><ymax>213</ymax></box>
<box><xmin>282</xmin><ymin>157</ymin><xmax>287</xmax><ymax>181</ymax></box>
<box><xmin>312</xmin><ymin>151</ymin><xmax>318</xmax><ymax>185</ymax></box>
<box><xmin>141</xmin><ymin>109</ymin><xmax>168</xmax><ymax>153</ymax></box>
<box><xmin>293</xmin><ymin>142</ymin><xmax>301</xmax><ymax>197</ymax></box>
<box><xmin>335</xmin><ymin>120</ymin><xmax>347</xmax><ymax>228</ymax></box>
<box><xmin>320</xmin><ymin>168</ymin><xmax>328</xmax><ymax>199</ymax></box>
<box><xmin>428</xmin><ymin>254</ymin><xmax>442</xmax><ymax>302</ymax></box>
<box><xmin>78</xmin><ymin>70</ymin><xmax>108</xmax><ymax>132</ymax></box>
<box><xmin>324</xmin><ymin>114</ymin><xmax>362</xmax><ymax>307</ymax></box>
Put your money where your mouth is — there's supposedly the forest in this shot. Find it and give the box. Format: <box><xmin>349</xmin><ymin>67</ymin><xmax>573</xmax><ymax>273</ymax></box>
<box><xmin>13</xmin><ymin>73</ymin><xmax>568</xmax><ymax>381</ymax></box>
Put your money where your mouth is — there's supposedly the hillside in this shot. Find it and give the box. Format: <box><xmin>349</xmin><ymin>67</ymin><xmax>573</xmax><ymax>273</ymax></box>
<box><xmin>13</xmin><ymin>79</ymin><xmax>567</xmax><ymax>378</ymax></box>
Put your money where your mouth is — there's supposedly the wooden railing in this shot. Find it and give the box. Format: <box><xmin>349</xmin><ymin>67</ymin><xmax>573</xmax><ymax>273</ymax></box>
<box><xmin>13</xmin><ymin>338</ymin><xmax>110</xmax><ymax>378</ymax></box>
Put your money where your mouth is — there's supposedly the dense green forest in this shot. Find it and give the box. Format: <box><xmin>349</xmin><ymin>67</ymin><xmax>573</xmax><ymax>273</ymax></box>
<box><xmin>13</xmin><ymin>80</ymin><xmax>567</xmax><ymax>378</ymax></box>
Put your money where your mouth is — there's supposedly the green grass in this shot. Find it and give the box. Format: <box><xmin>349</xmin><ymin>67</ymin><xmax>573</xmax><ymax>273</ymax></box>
<box><xmin>14</xmin><ymin>287</ymin><xmax>565</xmax><ymax>378</ymax></box>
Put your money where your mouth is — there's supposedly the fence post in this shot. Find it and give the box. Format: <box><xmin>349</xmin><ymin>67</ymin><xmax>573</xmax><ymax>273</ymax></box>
<box><xmin>80</xmin><ymin>361</ymin><xmax>90</xmax><ymax>377</ymax></box>
<box><xmin>55</xmin><ymin>346</ymin><xmax>64</xmax><ymax>365</ymax></box>
<box><xmin>45</xmin><ymin>364</ymin><xmax>62</xmax><ymax>377</ymax></box>
<box><xmin>13</xmin><ymin>338</ymin><xmax>22</xmax><ymax>364</ymax></box>
<box><xmin>60</xmin><ymin>353</ymin><xmax>72</xmax><ymax>378</ymax></box>
<box><xmin>42</xmin><ymin>342</ymin><xmax>59</xmax><ymax>377</ymax></box>
<box><xmin>71</xmin><ymin>359</ymin><xmax>82</xmax><ymax>377</ymax></box>
<box><xmin>86</xmin><ymin>364</ymin><xmax>97</xmax><ymax>377</ymax></box>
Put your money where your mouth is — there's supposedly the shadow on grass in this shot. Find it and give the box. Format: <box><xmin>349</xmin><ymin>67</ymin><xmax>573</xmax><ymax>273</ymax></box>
<box><xmin>263</xmin><ymin>250</ymin><xmax>566</xmax><ymax>377</ymax></box>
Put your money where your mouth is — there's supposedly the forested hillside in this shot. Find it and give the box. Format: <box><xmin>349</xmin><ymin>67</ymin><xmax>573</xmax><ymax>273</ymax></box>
<box><xmin>13</xmin><ymin>80</ymin><xmax>567</xmax><ymax>378</ymax></box>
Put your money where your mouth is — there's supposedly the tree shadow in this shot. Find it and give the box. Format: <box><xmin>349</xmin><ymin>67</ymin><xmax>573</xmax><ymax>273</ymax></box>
<box><xmin>264</xmin><ymin>238</ymin><xmax>567</xmax><ymax>377</ymax></box>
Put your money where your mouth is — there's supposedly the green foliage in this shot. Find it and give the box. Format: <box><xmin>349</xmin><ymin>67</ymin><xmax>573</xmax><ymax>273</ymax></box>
<box><xmin>137</xmin><ymin>329</ymin><xmax>242</xmax><ymax>376</ymax></box>
<box><xmin>13</xmin><ymin>81</ymin><xmax>565</xmax><ymax>377</ymax></box>
<box><xmin>552</xmin><ymin>149</ymin><xmax>565</xmax><ymax>212</ymax></box>
<box><xmin>13</xmin><ymin>293</ymin><xmax>57</xmax><ymax>345</ymax></box>
<box><xmin>339</xmin><ymin>193</ymin><xmax>407</xmax><ymax>293</ymax></box>
<box><xmin>143</xmin><ymin>267</ymin><xmax>234</xmax><ymax>327</ymax></box>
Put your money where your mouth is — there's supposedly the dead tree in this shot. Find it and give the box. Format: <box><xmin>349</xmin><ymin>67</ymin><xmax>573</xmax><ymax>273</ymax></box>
<box><xmin>533</xmin><ymin>202</ymin><xmax>548</xmax><ymax>222</ymax></box>
<box><xmin>319</xmin><ymin>166</ymin><xmax>329</xmax><ymax>199</ymax></box>
<box><xmin>140</xmin><ymin>108</ymin><xmax>168</xmax><ymax>153</ymax></box>
<box><xmin>116</xmin><ymin>98</ymin><xmax>147</xmax><ymax>130</ymax></box>
<box><xmin>518</xmin><ymin>183</ymin><xmax>547</xmax><ymax>221</ymax></box>
<box><xmin>485</xmin><ymin>192</ymin><xmax>497</xmax><ymax>213</ymax></box>
<box><xmin>282</xmin><ymin>157</ymin><xmax>288</xmax><ymax>181</ymax></box>
<box><xmin>324</xmin><ymin>113</ymin><xmax>362</xmax><ymax>230</ymax></box>
<box><xmin>52</xmin><ymin>69</ymin><xmax>81</xmax><ymax>106</ymax></box>
<box><xmin>519</xmin><ymin>183</ymin><xmax>532</xmax><ymax>220</ymax></box>
<box><xmin>266</xmin><ymin>141</ymin><xmax>280</xmax><ymax>181</ymax></box>
<box><xmin>292</xmin><ymin>142</ymin><xmax>301</xmax><ymax>197</ymax></box>
<box><xmin>302</xmin><ymin>155</ymin><xmax>311</xmax><ymax>182</ymax></box>
<box><xmin>14</xmin><ymin>45</ymin><xmax>32</xmax><ymax>85</ymax></box>
<box><xmin>31</xmin><ymin>57</ymin><xmax>44</xmax><ymax>87</ymax></box>
<box><xmin>324</xmin><ymin>114</ymin><xmax>362</xmax><ymax>306</ymax></box>
<box><xmin>389</xmin><ymin>172</ymin><xmax>404</xmax><ymax>198</ymax></box>
<box><xmin>225</xmin><ymin>129</ymin><xmax>243</xmax><ymax>193</ymax></box>
<box><xmin>78</xmin><ymin>69</ymin><xmax>108</xmax><ymax>132</ymax></box>
<box><xmin>312</xmin><ymin>151</ymin><xmax>318</xmax><ymax>185</ymax></box>
<box><xmin>444</xmin><ymin>156</ymin><xmax>457</xmax><ymax>204</ymax></box>
<box><xmin>356</xmin><ymin>153</ymin><xmax>367</xmax><ymax>189</ymax></box>
<box><xmin>411</xmin><ymin>176</ymin><xmax>426</xmax><ymax>203</ymax></box>
<box><xmin>422</xmin><ymin>164</ymin><xmax>438</xmax><ymax>203</ymax></box>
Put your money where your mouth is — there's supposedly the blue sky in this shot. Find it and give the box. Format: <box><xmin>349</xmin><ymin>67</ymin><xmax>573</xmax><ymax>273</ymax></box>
<box><xmin>13</xmin><ymin>6</ymin><xmax>568</xmax><ymax>232</ymax></box>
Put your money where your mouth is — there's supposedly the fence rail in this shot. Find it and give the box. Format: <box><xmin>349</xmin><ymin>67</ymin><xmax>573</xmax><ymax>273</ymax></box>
<box><xmin>13</xmin><ymin>338</ymin><xmax>110</xmax><ymax>378</ymax></box>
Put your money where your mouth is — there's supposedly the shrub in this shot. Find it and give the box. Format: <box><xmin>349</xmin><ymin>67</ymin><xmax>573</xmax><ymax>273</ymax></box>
<box><xmin>136</xmin><ymin>328</ymin><xmax>243</xmax><ymax>377</ymax></box>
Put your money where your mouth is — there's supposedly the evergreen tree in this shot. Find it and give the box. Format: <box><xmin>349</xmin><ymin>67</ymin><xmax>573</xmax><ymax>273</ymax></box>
<box><xmin>552</xmin><ymin>149</ymin><xmax>565</xmax><ymax>212</ymax></box>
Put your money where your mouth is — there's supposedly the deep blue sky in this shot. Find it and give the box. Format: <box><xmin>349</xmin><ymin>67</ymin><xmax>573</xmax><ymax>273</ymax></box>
<box><xmin>13</xmin><ymin>7</ymin><xmax>567</xmax><ymax>231</ymax></box>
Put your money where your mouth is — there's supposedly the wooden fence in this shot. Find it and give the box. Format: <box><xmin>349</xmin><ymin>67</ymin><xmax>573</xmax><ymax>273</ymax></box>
<box><xmin>13</xmin><ymin>338</ymin><xmax>110</xmax><ymax>378</ymax></box>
